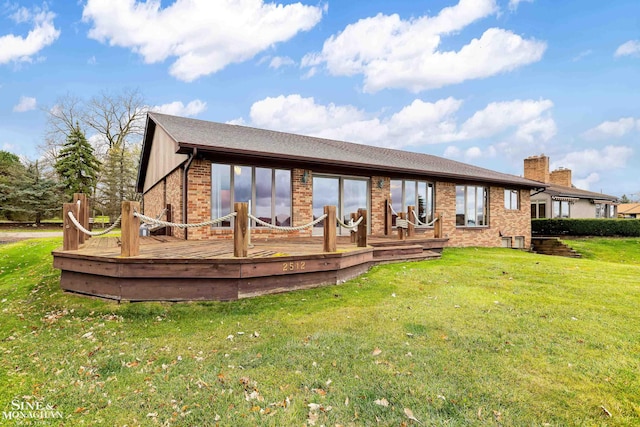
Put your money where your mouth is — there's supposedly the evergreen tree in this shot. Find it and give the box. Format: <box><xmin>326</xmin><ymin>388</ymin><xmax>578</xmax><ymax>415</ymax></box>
<box><xmin>19</xmin><ymin>161</ymin><xmax>64</xmax><ymax>224</ymax></box>
<box><xmin>0</xmin><ymin>151</ymin><xmax>27</xmax><ymax>220</ymax></box>
<box><xmin>54</xmin><ymin>124</ymin><xmax>101</xmax><ymax>200</ymax></box>
<box><xmin>620</xmin><ymin>194</ymin><xmax>630</xmax><ymax>204</ymax></box>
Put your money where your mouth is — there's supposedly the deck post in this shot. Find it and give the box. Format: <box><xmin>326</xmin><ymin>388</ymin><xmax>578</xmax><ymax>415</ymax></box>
<box><xmin>166</xmin><ymin>203</ymin><xmax>173</xmax><ymax>237</ymax></box>
<box><xmin>323</xmin><ymin>205</ymin><xmax>336</xmax><ymax>252</ymax></box>
<box><xmin>73</xmin><ymin>193</ymin><xmax>88</xmax><ymax>243</ymax></box>
<box><xmin>350</xmin><ymin>212</ymin><xmax>357</xmax><ymax>243</ymax></box>
<box><xmin>357</xmin><ymin>208</ymin><xmax>367</xmax><ymax>248</ymax></box>
<box><xmin>234</xmin><ymin>202</ymin><xmax>248</xmax><ymax>257</ymax></box>
<box><xmin>121</xmin><ymin>201</ymin><xmax>140</xmax><ymax>257</ymax></box>
<box><xmin>385</xmin><ymin>200</ymin><xmax>392</xmax><ymax>236</ymax></box>
<box><xmin>434</xmin><ymin>212</ymin><xmax>443</xmax><ymax>238</ymax></box>
<box><xmin>63</xmin><ymin>202</ymin><xmax>79</xmax><ymax>251</ymax></box>
<box><xmin>397</xmin><ymin>212</ymin><xmax>406</xmax><ymax>241</ymax></box>
<box><xmin>407</xmin><ymin>205</ymin><xmax>415</xmax><ymax>237</ymax></box>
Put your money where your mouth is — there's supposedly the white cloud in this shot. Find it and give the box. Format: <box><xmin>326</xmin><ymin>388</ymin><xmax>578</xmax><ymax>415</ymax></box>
<box><xmin>508</xmin><ymin>0</ymin><xmax>534</xmax><ymax>11</ymax></box>
<box><xmin>460</xmin><ymin>99</ymin><xmax>556</xmax><ymax>142</ymax></box>
<box><xmin>234</xmin><ymin>94</ymin><xmax>555</xmax><ymax>149</ymax></box>
<box><xmin>573</xmin><ymin>172</ymin><xmax>600</xmax><ymax>191</ymax></box>
<box><xmin>571</xmin><ymin>49</ymin><xmax>592</xmax><ymax>62</ymax></box>
<box><xmin>583</xmin><ymin>117</ymin><xmax>638</xmax><ymax>139</ymax></box>
<box><xmin>13</xmin><ymin>96</ymin><xmax>37</xmax><ymax>112</ymax></box>
<box><xmin>88</xmin><ymin>55</ymin><xmax>97</xmax><ymax>65</ymax></box>
<box><xmin>2</xmin><ymin>143</ymin><xmax>16</xmax><ymax>151</ymax></box>
<box><xmin>82</xmin><ymin>0</ymin><xmax>324</xmax><ymax>82</ymax></box>
<box><xmin>614</xmin><ymin>40</ymin><xmax>640</xmax><ymax>57</ymax></box>
<box><xmin>551</xmin><ymin>146</ymin><xmax>633</xmax><ymax>177</ymax></box>
<box><xmin>151</xmin><ymin>100</ymin><xmax>207</xmax><ymax>117</ymax></box>
<box><xmin>269</xmin><ymin>56</ymin><xmax>295</xmax><ymax>69</ymax></box>
<box><xmin>0</xmin><ymin>5</ymin><xmax>60</xmax><ymax>64</ymax></box>
<box><xmin>301</xmin><ymin>0</ymin><xmax>546</xmax><ymax>92</ymax></box>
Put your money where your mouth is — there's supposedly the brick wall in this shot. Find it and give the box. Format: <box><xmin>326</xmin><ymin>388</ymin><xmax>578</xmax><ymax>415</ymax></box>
<box><xmin>141</xmin><ymin>167</ymin><xmax>185</xmax><ymax>239</ymax></box>
<box><xmin>166</xmin><ymin>167</ymin><xmax>184</xmax><ymax>239</ymax></box>
<box><xmin>550</xmin><ymin>168</ymin><xmax>572</xmax><ymax>187</ymax></box>
<box><xmin>143</xmin><ymin>180</ymin><xmax>164</xmax><ymax>220</ymax></box>
<box><xmin>370</xmin><ymin>176</ymin><xmax>389</xmax><ymax>235</ymax></box>
<box><xmin>434</xmin><ymin>183</ymin><xmax>531</xmax><ymax>247</ymax></box>
<box><xmin>524</xmin><ymin>155</ymin><xmax>549</xmax><ymax>183</ymax></box>
<box><xmin>292</xmin><ymin>168</ymin><xmax>313</xmax><ymax>237</ymax></box>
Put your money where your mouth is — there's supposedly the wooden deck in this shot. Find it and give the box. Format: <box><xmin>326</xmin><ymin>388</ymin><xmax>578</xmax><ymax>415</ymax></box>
<box><xmin>53</xmin><ymin>235</ymin><xmax>448</xmax><ymax>301</ymax></box>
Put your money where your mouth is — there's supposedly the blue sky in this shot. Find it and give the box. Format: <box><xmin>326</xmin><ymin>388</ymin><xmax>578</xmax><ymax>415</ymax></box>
<box><xmin>1</xmin><ymin>0</ymin><xmax>638</xmax><ymax>197</ymax></box>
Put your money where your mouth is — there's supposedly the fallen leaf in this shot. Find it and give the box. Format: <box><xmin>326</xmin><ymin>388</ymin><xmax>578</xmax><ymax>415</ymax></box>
<box><xmin>374</xmin><ymin>398</ymin><xmax>389</xmax><ymax>407</ymax></box>
<box><xmin>372</xmin><ymin>348</ymin><xmax>382</xmax><ymax>356</ymax></box>
<box><xmin>74</xmin><ymin>407</ymin><xmax>86</xmax><ymax>414</ymax></box>
<box><xmin>404</xmin><ymin>408</ymin><xmax>422</xmax><ymax>424</ymax></box>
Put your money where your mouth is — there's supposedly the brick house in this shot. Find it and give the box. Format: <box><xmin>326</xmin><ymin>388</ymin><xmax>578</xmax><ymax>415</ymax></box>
<box><xmin>524</xmin><ymin>155</ymin><xmax>619</xmax><ymax>219</ymax></box>
<box><xmin>137</xmin><ymin>112</ymin><xmax>543</xmax><ymax>248</ymax></box>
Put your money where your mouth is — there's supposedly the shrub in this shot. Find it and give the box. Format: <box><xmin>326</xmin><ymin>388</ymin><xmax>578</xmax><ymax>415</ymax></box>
<box><xmin>532</xmin><ymin>219</ymin><xmax>640</xmax><ymax>237</ymax></box>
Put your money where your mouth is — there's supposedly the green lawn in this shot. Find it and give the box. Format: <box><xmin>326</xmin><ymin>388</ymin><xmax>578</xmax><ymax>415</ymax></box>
<box><xmin>1</xmin><ymin>238</ymin><xmax>639</xmax><ymax>426</ymax></box>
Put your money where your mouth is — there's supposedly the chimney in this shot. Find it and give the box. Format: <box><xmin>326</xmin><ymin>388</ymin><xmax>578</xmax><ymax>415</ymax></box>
<box><xmin>524</xmin><ymin>155</ymin><xmax>549</xmax><ymax>183</ymax></box>
<box><xmin>550</xmin><ymin>167</ymin><xmax>572</xmax><ymax>187</ymax></box>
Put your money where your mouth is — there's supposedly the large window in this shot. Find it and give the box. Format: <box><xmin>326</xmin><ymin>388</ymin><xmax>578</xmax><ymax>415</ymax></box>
<box><xmin>552</xmin><ymin>200</ymin><xmax>570</xmax><ymax>218</ymax></box>
<box><xmin>390</xmin><ymin>179</ymin><xmax>434</xmax><ymax>226</ymax></box>
<box><xmin>456</xmin><ymin>185</ymin><xmax>488</xmax><ymax>227</ymax></box>
<box><xmin>313</xmin><ymin>176</ymin><xmax>369</xmax><ymax>236</ymax></box>
<box><xmin>504</xmin><ymin>189</ymin><xmax>520</xmax><ymax>210</ymax></box>
<box><xmin>531</xmin><ymin>202</ymin><xmax>546</xmax><ymax>219</ymax></box>
<box><xmin>211</xmin><ymin>163</ymin><xmax>291</xmax><ymax>227</ymax></box>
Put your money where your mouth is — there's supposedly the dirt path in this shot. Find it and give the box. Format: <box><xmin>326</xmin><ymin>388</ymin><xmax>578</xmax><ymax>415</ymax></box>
<box><xmin>0</xmin><ymin>231</ymin><xmax>63</xmax><ymax>244</ymax></box>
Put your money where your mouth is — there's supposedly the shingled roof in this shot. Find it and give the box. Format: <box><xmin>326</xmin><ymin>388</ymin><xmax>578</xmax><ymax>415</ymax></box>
<box><xmin>138</xmin><ymin>112</ymin><xmax>546</xmax><ymax>191</ymax></box>
<box><xmin>542</xmin><ymin>183</ymin><xmax>618</xmax><ymax>202</ymax></box>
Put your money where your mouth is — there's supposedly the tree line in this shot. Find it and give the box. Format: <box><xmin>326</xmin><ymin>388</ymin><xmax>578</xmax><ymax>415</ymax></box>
<box><xmin>0</xmin><ymin>88</ymin><xmax>145</xmax><ymax>224</ymax></box>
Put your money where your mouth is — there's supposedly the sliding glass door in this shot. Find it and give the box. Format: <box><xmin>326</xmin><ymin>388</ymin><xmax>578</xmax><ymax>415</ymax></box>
<box><xmin>312</xmin><ymin>175</ymin><xmax>369</xmax><ymax>236</ymax></box>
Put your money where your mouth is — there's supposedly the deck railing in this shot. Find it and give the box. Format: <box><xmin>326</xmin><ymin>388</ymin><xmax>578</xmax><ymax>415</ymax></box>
<box><xmin>62</xmin><ymin>195</ymin><xmax>370</xmax><ymax>258</ymax></box>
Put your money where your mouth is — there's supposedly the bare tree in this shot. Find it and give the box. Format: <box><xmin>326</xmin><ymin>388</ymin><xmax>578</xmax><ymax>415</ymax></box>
<box><xmin>40</xmin><ymin>93</ymin><xmax>85</xmax><ymax>171</ymax></box>
<box><xmin>43</xmin><ymin>88</ymin><xmax>148</xmax><ymax>219</ymax></box>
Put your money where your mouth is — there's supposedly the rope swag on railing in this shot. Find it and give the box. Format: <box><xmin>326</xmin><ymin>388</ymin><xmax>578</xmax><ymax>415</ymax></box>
<box><xmin>389</xmin><ymin>203</ymin><xmax>438</xmax><ymax>228</ymax></box>
<box><xmin>133</xmin><ymin>211</ymin><xmax>237</xmax><ymax>229</ymax></box>
<box><xmin>248</xmin><ymin>214</ymin><xmax>328</xmax><ymax>231</ymax></box>
<box><xmin>336</xmin><ymin>216</ymin><xmax>364</xmax><ymax>231</ymax></box>
<box><xmin>67</xmin><ymin>211</ymin><xmax>122</xmax><ymax>236</ymax></box>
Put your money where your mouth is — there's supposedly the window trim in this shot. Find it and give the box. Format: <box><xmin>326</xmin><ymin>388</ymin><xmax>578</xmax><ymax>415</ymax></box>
<box><xmin>456</xmin><ymin>185</ymin><xmax>489</xmax><ymax>228</ymax></box>
<box><xmin>390</xmin><ymin>179</ymin><xmax>435</xmax><ymax>227</ymax></box>
<box><xmin>211</xmin><ymin>163</ymin><xmax>292</xmax><ymax>228</ymax></box>
<box><xmin>504</xmin><ymin>189</ymin><xmax>520</xmax><ymax>211</ymax></box>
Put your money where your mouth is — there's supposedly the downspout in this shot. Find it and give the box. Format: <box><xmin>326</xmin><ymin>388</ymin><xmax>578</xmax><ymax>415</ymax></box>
<box><xmin>183</xmin><ymin>148</ymin><xmax>197</xmax><ymax>240</ymax></box>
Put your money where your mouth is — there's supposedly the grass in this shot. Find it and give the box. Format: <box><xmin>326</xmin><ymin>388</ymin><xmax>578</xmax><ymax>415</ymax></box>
<box><xmin>1</xmin><ymin>238</ymin><xmax>639</xmax><ymax>426</ymax></box>
<box><xmin>564</xmin><ymin>237</ymin><xmax>640</xmax><ymax>264</ymax></box>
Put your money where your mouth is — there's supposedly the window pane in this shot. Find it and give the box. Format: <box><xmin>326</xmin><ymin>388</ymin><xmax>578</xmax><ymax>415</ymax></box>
<box><xmin>531</xmin><ymin>203</ymin><xmax>537</xmax><ymax>219</ymax></box>
<box><xmin>466</xmin><ymin>186</ymin><xmax>476</xmax><ymax>226</ymax></box>
<box><xmin>390</xmin><ymin>180</ymin><xmax>402</xmax><ymax>226</ymax></box>
<box><xmin>476</xmin><ymin>186</ymin><xmax>485</xmax><ymax>226</ymax></box>
<box><xmin>212</xmin><ymin>164</ymin><xmax>231</xmax><ymax>227</ymax></box>
<box><xmin>313</xmin><ymin>177</ymin><xmax>339</xmax><ymax>230</ymax></box>
<box><xmin>427</xmin><ymin>183</ymin><xmax>434</xmax><ymax>223</ymax></box>
<box><xmin>234</xmin><ymin>166</ymin><xmax>251</xmax><ymax>203</ymax></box>
<box><xmin>255</xmin><ymin>168</ymin><xmax>272</xmax><ymax>225</ymax></box>
<box><xmin>343</xmin><ymin>179</ymin><xmax>367</xmax><ymax>224</ymax></box>
<box><xmin>504</xmin><ymin>189</ymin><xmax>510</xmax><ymax>210</ymax></box>
<box><xmin>417</xmin><ymin>182</ymin><xmax>428</xmax><ymax>223</ymax></box>
<box><xmin>561</xmin><ymin>201</ymin><xmax>569</xmax><ymax>218</ymax></box>
<box><xmin>553</xmin><ymin>201</ymin><xmax>560</xmax><ymax>218</ymax></box>
<box><xmin>539</xmin><ymin>203</ymin><xmax>546</xmax><ymax>218</ymax></box>
<box><xmin>456</xmin><ymin>186</ymin><xmax>465</xmax><ymax>226</ymax></box>
<box><xmin>512</xmin><ymin>191</ymin><xmax>519</xmax><ymax>210</ymax></box>
<box><xmin>404</xmin><ymin>180</ymin><xmax>417</xmax><ymax>212</ymax></box>
<box><xmin>274</xmin><ymin>169</ymin><xmax>291</xmax><ymax>226</ymax></box>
